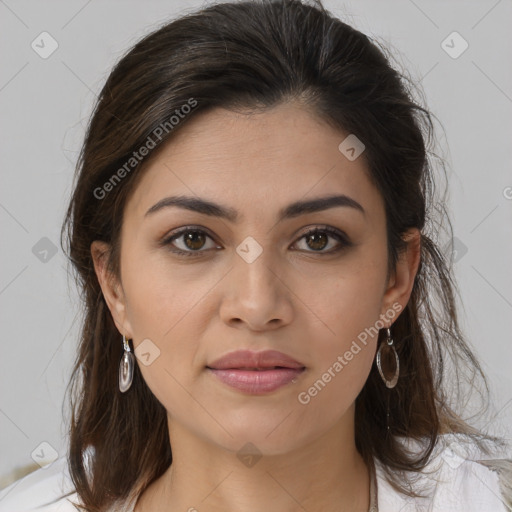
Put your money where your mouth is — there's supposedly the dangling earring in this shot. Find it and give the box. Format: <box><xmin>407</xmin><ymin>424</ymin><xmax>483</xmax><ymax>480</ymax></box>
<box><xmin>376</xmin><ymin>327</ymin><xmax>399</xmax><ymax>435</ymax></box>
<box><xmin>119</xmin><ymin>334</ymin><xmax>135</xmax><ymax>393</ymax></box>
<box><xmin>376</xmin><ymin>327</ymin><xmax>399</xmax><ymax>388</ymax></box>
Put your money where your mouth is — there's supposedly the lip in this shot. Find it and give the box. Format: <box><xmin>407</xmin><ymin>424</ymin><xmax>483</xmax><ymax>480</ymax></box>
<box><xmin>206</xmin><ymin>350</ymin><xmax>306</xmax><ymax>394</ymax></box>
<box><xmin>208</xmin><ymin>349</ymin><xmax>304</xmax><ymax>370</ymax></box>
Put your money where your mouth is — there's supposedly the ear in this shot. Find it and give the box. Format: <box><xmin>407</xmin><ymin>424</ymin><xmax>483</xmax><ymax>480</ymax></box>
<box><xmin>90</xmin><ymin>240</ymin><xmax>134</xmax><ymax>339</ymax></box>
<box><xmin>380</xmin><ymin>228</ymin><xmax>421</xmax><ymax>326</ymax></box>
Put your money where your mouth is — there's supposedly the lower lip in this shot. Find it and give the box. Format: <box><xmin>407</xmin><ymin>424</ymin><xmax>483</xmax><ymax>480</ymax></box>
<box><xmin>207</xmin><ymin>368</ymin><xmax>305</xmax><ymax>394</ymax></box>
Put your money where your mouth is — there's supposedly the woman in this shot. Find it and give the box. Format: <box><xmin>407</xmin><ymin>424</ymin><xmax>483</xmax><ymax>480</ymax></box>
<box><xmin>1</xmin><ymin>0</ymin><xmax>510</xmax><ymax>511</ymax></box>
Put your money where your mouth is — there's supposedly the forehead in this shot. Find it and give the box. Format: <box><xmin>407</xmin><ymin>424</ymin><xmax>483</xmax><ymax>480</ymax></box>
<box><xmin>124</xmin><ymin>103</ymin><xmax>383</xmax><ymax>224</ymax></box>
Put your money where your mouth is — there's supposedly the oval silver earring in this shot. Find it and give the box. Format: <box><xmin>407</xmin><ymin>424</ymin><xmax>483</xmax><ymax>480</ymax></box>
<box><xmin>119</xmin><ymin>334</ymin><xmax>135</xmax><ymax>393</ymax></box>
<box><xmin>376</xmin><ymin>327</ymin><xmax>399</xmax><ymax>389</ymax></box>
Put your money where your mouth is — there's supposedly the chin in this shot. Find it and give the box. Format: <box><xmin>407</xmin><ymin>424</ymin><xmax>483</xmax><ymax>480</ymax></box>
<box><xmin>204</xmin><ymin>418</ymin><xmax>315</xmax><ymax>458</ymax></box>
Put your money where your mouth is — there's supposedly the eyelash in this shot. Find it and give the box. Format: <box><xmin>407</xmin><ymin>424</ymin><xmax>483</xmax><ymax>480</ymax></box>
<box><xmin>160</xmin><ymin>225</ymin><xmax>352</xmax><ymax>258</ymax></box>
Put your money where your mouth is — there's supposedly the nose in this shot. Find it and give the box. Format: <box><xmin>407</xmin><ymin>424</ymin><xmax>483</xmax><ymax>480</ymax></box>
<box><xmin>219</xmin><ymin>248</ymin><xmax>294</xmax><ymax>332</ymax></box>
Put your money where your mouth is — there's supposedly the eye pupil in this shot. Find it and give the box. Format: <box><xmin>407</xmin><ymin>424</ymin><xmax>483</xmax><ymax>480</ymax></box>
<box><xmin>306</xmin><ymin>232</ymin><xmax>328</xmax><ymax>251</ymax></box>
<box><xmin>184</xmin><ymin>231</ymin><xmax>206</xmax><ymax>250</ymax></box>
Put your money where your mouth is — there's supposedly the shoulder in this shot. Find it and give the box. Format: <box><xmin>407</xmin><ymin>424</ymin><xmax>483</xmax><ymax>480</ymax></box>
<box><xmin>375</xmin><ymin>432</ymin><xmax>512</xmax><ymax>512</ymax></box>
<box><xmin>0</xmin><ymin>452</ymin><xmax>138</xmax><ymax>512</ymax></box>
<box><xmin>0</xmin><ymin>456</ymin><xmax>81</xmax><ymax>512</ymax></box>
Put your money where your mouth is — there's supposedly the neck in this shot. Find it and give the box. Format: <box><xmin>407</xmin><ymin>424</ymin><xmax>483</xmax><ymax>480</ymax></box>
<box><xmin>136</xmin><ymin>406</ymin><xmax>371</xmax><ymax>512</ymax></box>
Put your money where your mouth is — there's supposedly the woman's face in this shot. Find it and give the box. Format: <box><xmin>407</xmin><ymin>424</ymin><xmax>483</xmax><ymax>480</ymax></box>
<box><xmin>94</xmin><ymin>102</ymin><xmax>417</xmax><ymax>456</ymax></box>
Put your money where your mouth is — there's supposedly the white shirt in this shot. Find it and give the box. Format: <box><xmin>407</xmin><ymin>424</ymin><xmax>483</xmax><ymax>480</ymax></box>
<box><xmin>0</xmin><ymin>433</ymin><xmax>509</xmax><ymax>512</ymax></box>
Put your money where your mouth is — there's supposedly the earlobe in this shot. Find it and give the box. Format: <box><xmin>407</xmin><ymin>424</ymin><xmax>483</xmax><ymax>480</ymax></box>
<box><xmin>90</xmin><ymin>240</ymin><xmax>133</xmax><ymax>338</ymax></box>
<box><xmin>381</xmin><ymin>228</ymin><xmax>422</xmax><ymax>323</ymax></box>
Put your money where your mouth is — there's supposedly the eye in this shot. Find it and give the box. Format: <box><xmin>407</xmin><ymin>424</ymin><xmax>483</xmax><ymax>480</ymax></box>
<box><xmin>292</xmin><ymin>226</ymin><xmax>352</xmax><ymax>254</ymax></box>
<box><xmin>161</xmin><ymin>227</ymin><xmax>220</xmax><ymax>257</ymax></box>
<box><xmin>160</xmin><ymin>225</ymin><xmax>352</xmax><ymax>258</ymax></box>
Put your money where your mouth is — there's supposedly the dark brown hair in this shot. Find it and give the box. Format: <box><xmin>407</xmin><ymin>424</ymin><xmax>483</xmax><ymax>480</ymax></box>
<box><xmin>59</xmin><ymin>0</ymin><xmax>506</xmax><ymax>510</ymax></box>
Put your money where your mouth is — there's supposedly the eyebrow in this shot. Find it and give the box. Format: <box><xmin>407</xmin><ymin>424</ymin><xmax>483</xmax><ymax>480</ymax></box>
<box><xmin>144</xmin><ymin>194</ymin><xmax>365</xmax><ymax>222</ymax></box>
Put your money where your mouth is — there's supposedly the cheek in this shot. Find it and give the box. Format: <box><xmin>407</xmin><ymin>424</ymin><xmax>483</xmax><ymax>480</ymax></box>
<box><xmin>122</xmin><ymin>247</ymin><xmax>214</xmax><ymax>339</ymax></box>
<box><xmin>115</xmin><ymin>248</ymin><xmax>233</xmax><ymax>439</ymax></box>
<box><xmin>297</xmin><ymin>307</ymin><xmax>380</xmax><ymax>414</ymax></box>
<box><xmin>295</xmin><ymin>256</ymin><xmax>387</xmax><ymax>408</ymax></box>
<box><xmin>120</xmin><ymin>259</ymin><xmax>207</xmax><ymax>399</ymax></box>
<box><xmin>310</xmin><ymin>256</ymin><xmax>388</xmax><ymax>351</ymax></box>
<box><xmin>295</xmin><ymin>290</ymin><xmax>380</xmax><ymax>424</ymax></box>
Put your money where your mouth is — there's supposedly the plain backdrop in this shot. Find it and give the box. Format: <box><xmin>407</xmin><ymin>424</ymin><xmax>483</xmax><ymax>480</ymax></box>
<box><xmin>1</xmin><ymin>0</ymin><xmax>511</xmax><ymax>486</ymax></box>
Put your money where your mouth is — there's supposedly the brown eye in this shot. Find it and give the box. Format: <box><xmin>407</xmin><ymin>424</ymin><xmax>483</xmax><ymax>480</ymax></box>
<box><xmin>182</xmin><ymin>231</ymin><xmax>207</xmax><ymax>250</ymax></box>
<box><xmin>293</xmin><ymin>226</ymin><xmax>352</xmax><ymax>254</ymax></box>
<box><xmin>305</xmin><ymin>231</ymin><xmax>329</xmax><ymax>251</ymax></box>
<box><xmin>162</xmin><ymin>227</ymin><xmax>219</xmax><ymax>257</ymax></box>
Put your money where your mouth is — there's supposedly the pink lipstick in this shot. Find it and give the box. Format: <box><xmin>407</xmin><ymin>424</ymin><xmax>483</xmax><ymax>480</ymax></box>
<box><xmin>207</xmin><ymin>349</ymin><xmax>305</xmax><ymax>394</ymax></box>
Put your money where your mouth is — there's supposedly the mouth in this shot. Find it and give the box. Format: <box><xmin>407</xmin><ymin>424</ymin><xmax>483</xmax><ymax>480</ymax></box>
<box><xmin>206</xmin><ymin>350</ymin><xmax>306</xmax><ymax>394</ymax></box>
<box><xmin>209</xmin><ymin>366</ymin><xmax>298</xmax><ymax>370</ymax></box>
<box><xmin>206</xmin><ymin>367</ymin><xmax>306</xmax><ymax>394</ymax></box>
<box><xmin>207</xmin><ymin>349</ymin><xmax>305</xmax><ymax>370</ymax></box>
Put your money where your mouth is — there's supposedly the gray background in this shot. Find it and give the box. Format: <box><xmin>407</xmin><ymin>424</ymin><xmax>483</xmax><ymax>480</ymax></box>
<box><xmin>1</xmin><ymin>0</ymin><xmax>511</xmax><ymax>486</ymax></box>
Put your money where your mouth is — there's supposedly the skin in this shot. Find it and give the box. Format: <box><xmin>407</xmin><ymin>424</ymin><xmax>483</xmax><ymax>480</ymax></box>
<box><xmin>92</xmin><ymin>102</ymin><xmax>421</xmax><ymax>512</ymax></box>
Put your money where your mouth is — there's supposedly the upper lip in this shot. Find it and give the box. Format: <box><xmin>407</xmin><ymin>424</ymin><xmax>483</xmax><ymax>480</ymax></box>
<box><xmin>207</xmin><ymin>350</ymin><xmax>305</xmax><ymax>370</ymax></box>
